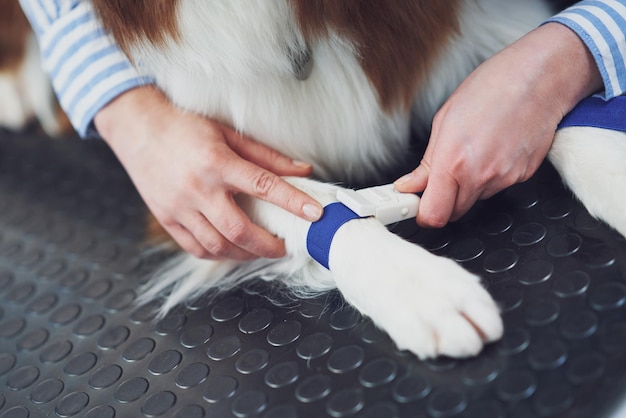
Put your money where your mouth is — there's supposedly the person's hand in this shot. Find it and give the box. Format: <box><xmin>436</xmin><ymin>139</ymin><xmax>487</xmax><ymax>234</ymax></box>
<box><xmin>95</xmin><ymin>86</ymin><xmax>323</xmax><ymax>260</ymax></box>
<box><xmin>394</xmin><ymin>23</ymin><xmax>602</xmax><ymax>227</ymax></box>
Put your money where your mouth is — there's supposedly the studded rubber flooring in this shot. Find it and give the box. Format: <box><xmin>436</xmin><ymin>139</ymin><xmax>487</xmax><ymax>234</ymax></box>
<box><xmin>1</xmin><ymin>130</ymin><xmax>626</xmax><ymax>418</ymax></box>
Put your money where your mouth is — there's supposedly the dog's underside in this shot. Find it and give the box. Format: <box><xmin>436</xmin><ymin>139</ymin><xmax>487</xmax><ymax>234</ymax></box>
<box><xmin>3</xmin><ymin>0</ymin><xmax>626</xmax><ymax>359</ymax></box>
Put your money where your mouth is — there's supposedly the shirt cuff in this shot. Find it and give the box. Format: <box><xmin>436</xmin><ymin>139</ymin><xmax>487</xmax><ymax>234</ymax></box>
<box><xmin>37</xmin><ymin>1</ymin><xmax>154</xmax><ymax>137</ymax></box>
<box><xmin>546</xmin><ymin>0</ymin><xmax>626</xmax><ymax>99</ymax></box>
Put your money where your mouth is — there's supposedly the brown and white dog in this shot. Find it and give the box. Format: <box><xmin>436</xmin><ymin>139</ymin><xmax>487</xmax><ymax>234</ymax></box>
<box><xmin>3</xmin><ymin>0</ymin><xmax>626</xmax><ymax>359</ymax></box>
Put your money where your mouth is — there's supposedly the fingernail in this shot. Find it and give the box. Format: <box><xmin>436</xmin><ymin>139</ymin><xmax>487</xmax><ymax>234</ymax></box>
<box><xmin>303</xmin><ymin>203</ymin><xmax>323</xmax><ymax>221</ymax></box>
<box><xmin>394</xmin><ymin>173</ymin><xmax>413</xmax><ymax>186</ymax></box>
<box><xmin>293</xmin><ymin>160</ymin><xmax>312</xmax><ymax>168</ymax></box>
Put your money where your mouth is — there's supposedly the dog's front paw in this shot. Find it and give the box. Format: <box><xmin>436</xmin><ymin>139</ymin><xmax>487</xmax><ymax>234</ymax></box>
<box><xmin>375</xmin><ymin>256</ymin><xmax>502</xmax><ymax>359</ymax></box>
<box><xmin>329</xmin><ymin>219</ymin><xmax>502</xmax><ymax>359</ymax></box>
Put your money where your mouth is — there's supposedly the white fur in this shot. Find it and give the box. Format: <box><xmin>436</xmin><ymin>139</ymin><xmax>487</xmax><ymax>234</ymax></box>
<box><xmin>129</xmin><ymin>0</ymin><xmax>559</xmax><ymax>359</ymax></box>
<box><xmin>549</xmin><ymin>127</ymin><xmax>626</xmax><ymax>237</ymax></box>
<box><xmin>0</xmin><ymin>72</ymin><xmax>27</xmax><ymax>131</ymax></box>
<box><xmin>0</xmin><ymin>34</ymin><xmax>60</xmax><ymax>135</ymax></box>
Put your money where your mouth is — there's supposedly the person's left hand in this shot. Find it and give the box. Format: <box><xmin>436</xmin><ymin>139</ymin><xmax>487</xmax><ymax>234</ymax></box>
<box><xmin>394</xmin><ymin>23</ymin><xmax>602</xmax><ymax>228</ymax></box>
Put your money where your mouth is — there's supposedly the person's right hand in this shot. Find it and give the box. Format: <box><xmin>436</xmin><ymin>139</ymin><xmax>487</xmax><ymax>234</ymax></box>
<box><xmin>94</xmin><ymin>86</ymin><xmax>323</xmax><ymax>260</ymax></box>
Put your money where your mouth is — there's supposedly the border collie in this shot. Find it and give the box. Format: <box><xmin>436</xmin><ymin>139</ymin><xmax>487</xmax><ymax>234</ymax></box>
<box><xmin>3</xmin><ymin>0</ymin><xmax>625</xmax><ymax>359</ymax></box>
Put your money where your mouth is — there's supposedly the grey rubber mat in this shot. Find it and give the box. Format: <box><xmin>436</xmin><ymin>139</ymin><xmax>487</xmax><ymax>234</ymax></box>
<box><xmin>1</xmin><ymin>130</ymin><xmax>626</xmax><ymax>418</ymax></box>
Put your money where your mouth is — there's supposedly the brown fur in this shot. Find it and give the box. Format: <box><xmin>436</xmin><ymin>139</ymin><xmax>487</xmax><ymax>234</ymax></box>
<box><xmin>289</xmin><ymin>0</ymin><xmax>461</xmax><ymax>111</ymax></box>
<box><xmin>91</xmin><ymin>0</ymin><xmax>460</xmax><ymax>112</ymax></box>
<box><xmin>0</xmin><ymin>0</ymin><xmax>31</xmax><ymax>71</ymax></box>
<box><xmin>91</xmin><ymin>0</ymin><xmax>180</xmax><ymax>56</ymax></box>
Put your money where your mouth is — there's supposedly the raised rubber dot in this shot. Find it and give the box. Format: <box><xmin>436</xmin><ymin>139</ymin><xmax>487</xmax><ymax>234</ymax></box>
<box><xmin>175</xmin><ymin>362</ymin><xmax>210</xmax><ymax>388</ymax></box>
<box><xmin>141</xmin><ymin>391</ymin><xmax>177</xmax><ymax>417</ymax></box>
<box><xmin>231</xmin><ymin>391</ymin><xmax>267</xmax><ymax>418</ymax></box>
<box><xmin>326</xmin><ymin>388</ymin><xmax>365</xmax><ymax>417</ymax></box>
<box><xmin>114</xmin><ymin>377</ymin><xmax>149</xmax><ymax>403</ymax></box>
<box><xmin>55</xmin><ymin>392</ymin><xmax>89</xmax><ymax>417</ymax></box>
<box><xmin>427</xmin><ymin>389</ymin><xmax>468</xmax><ymax>418</ymax></box>
<box><xmin>295</xmin><ymin>374</ymin><xmax>332</xmax><ymax>403</ymax></box>
<box><xmin>89</xmin><ymin>365</ymin><xmax>123</xmax><ymax>390</ymax></box>
<box><xmin>264</xmin><ymin>361</ymin><xmax>299</xmax><ymax>389</ymax></box>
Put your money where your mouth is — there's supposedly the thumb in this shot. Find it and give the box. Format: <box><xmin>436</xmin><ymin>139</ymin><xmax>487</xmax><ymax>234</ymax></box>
<box><xmin>394</xmin><ymin>163</ymin><xmax>430</xmax><ymax>193</ymax></box>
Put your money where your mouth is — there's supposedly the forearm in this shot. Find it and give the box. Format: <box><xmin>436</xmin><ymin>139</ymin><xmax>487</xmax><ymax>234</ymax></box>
<box><xmin>18</xmin><ymin>0</ymin><xmax>153</xmax><ymax>137</ymax></box>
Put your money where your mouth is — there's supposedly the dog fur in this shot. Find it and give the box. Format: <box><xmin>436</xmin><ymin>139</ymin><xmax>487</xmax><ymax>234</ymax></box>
<box><xmin>4</xmin><ymin>0</ymin><xmax>626</xmax><ymax>359</ymax></box>
<box><xmin>0</xmin><ymin>0</ymin><xmax>63</xmax><ymax>135</ymax></box>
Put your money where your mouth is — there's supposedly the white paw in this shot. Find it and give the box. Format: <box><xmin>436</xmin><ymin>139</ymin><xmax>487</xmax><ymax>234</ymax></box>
<box><xmin>376</xmin><ymin>256</ymin><xmax>502</xmax><ymax>358</ymax></box>
<box><xmin>0</xmin><ymin>73</ymin><xmax>29</xmax><ymax>131</ymax></box>
<box><xmin>329</xmin><ymin>219</ymin><xmax>503</xmax><ymax>359</ymax></box>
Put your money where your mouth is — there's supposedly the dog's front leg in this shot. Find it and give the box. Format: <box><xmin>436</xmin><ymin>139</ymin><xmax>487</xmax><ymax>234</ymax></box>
<box><xmin>245</xmin><ymin>177</ymin><xmax>503</xmax><ymax>359</ymax></box>
<box><xmin>328</xmin><ymin>213</ymin><xmax>503</xmax><ymax>358</ymax></box>
<box><xmin>549</xmin><ymin>126</ymin><xmax>626</xmax><ymax>237</ymax></box>
<box><xmin>0</xmin><ymin>34</ymin><xmax>61</xmax><ymax>136</ymax></box>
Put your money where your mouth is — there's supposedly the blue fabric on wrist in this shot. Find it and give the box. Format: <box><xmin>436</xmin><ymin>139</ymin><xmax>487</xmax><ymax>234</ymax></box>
<box><xmin>559</xmin><ymin>96</ymin><xmax>626</xmax><ymax>132</ymax></box>
<box><xmin>306</xmin><ymin>202</ymin><xmax>363</xmax><ymax>269</ymax></box>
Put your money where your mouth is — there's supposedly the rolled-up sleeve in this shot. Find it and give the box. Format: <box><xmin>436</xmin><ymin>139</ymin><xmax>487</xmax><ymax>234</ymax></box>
<box><xmin>547</xmin><ymin>0</ymin><xmax>626</xmax><ymax>99</ymax></box>
<box><xmin>19</xmin><ymin>0</ymin><xmax>154</xmax><ymax>137</ymax></box>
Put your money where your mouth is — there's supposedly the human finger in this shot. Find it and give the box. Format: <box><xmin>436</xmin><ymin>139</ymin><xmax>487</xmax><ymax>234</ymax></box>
<box><xmin>159</xmin><ymin>221</ymin><xmax>232</xmax><ymax>260</ymax></box>
<box><xmin>204</xmin><ymin>193</ymin><xmax>288</xmax><ymax>259</ymax></box>
<box><xmin>417</xmin><ymin>168</ymin><xmax>459</xmax><ymax>228</ymax></box>
<box><xmin>394</xmin><ymin>160</ymin><xmax>430</xmax><ymax>193</ymax></box>
<box><xmin>224</xmin><ymin>159</ymin><xmax>323</xmax><ymax>222</ymax></box>
<box><xmin>182</xmin><ymin>210</ymin><xmax>260</xmax><ymax>260</ymax></box>
<box><xmin>225</xmin><ymin>128</ymin><xmax>314</xmax><ymax>177</ymax></box>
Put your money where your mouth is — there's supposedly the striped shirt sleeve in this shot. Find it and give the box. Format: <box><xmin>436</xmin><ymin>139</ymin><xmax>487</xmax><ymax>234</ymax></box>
<box><xmin>18</xmin><ymin>0</ymin><xmax>154</xmax><ymax>137</ymax></box>
<box><xmin>547</xmin><ymin>0</ymin><xmax>626</xmax><ymax>99</ymax></box>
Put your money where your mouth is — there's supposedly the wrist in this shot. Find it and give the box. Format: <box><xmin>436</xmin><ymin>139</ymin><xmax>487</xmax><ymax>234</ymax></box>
<box><xmin>94</xmin><ymin>85</ymin><xmax>169</xmax><ymax>151</ymax></box>
<box><xmin>510</xmin><ymin>22</ymin><xmax>602</xmax><ymax>117</ymax></box>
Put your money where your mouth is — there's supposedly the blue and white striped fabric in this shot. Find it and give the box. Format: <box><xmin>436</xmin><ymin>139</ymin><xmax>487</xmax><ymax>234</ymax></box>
<box><xmin>548</xmin><ymin>0</ymin><xmax>626</xmax><ymax>99</ymax></box>
<box><xmin>18</xmin><ymin>0</ymin><xmax>154</xmax><ymax>137</ymax></box>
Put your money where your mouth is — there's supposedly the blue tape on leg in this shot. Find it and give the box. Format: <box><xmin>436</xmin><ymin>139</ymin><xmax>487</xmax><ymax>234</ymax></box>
<box><xmin>306</xmin><ymin>202</ymin><xmax>362</xmax><ymax>269</ymax></box>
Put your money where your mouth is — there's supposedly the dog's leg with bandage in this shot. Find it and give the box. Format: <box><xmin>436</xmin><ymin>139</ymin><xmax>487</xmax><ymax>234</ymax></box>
<box><xmin>145</xmin><ymin>177</ymin><xmax>504</xmax><ymax>359</ymax></box>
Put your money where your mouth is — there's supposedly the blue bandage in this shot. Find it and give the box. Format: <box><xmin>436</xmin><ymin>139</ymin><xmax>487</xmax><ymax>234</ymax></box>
<box><xmin>559</xmin><ymin>96</ymin><xmax>626</xmax><ymax>132</ymax></box>
<box><xmin>306</xmin><ymin>202</ymin><xmax>362</xmax><ymax>269</ymax></box>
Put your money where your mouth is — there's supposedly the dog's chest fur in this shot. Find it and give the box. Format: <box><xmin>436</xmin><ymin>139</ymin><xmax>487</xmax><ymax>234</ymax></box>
<box><xmin>93</xmin><ymin>0</ymin><xmax>551</xmax><ymax>182</ymax></box>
